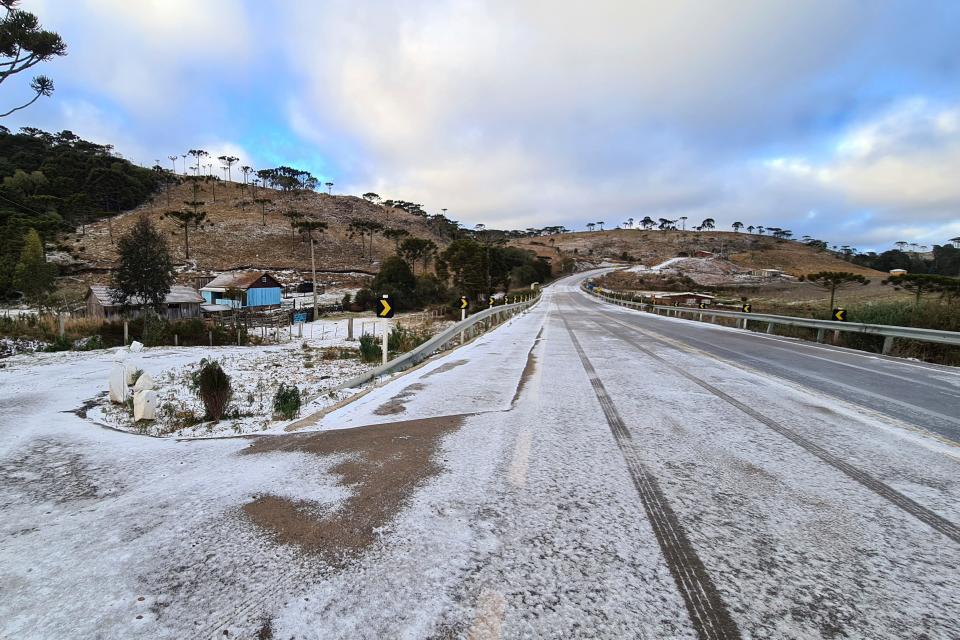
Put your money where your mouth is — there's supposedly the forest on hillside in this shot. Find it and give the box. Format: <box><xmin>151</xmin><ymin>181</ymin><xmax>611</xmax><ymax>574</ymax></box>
<box><xmin>0</xmin><ymin>127</ymin><xmax>158</xmax><ymax>298</ymax></box>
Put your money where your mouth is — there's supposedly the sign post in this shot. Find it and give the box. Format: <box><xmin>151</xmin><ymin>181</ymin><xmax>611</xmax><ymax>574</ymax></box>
<box><xmin>832</xmin><ymin>308</ymin><xmax>846</xmax><ymax>343</ymax></box>
<box><xmin>740</xmin><ymin>303</ymin><xmax>751</xmax><ymax>329</ymax></box>
<box><xmin>459</xmin><ymin>296</ymin><xmax>470</xmax><ymax>345</ymax></box>
<box><xmin>378</xmin><ymin>295</ymin><xmax>394</xmax><ymax>365</ymax></box>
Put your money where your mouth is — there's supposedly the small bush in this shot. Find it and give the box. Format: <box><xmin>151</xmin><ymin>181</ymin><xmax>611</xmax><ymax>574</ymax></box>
<box><xmin>354</xmin><ymin>288</ymin><xmax>375</xmax><ymax>310</ymax></box>
<box><xmin>273</xmin><ymin>383</ymin><xmax>301</xmax><ymax>419</ymax></box>
<box><xmin>388</xmin><ymin>324</ymin><xmax>430</xmax><ymax>354</ymax></box>
<box><xmin>358</xmin><ymin>333</ymin><xmax>381</xmax><ymax>363</ymax></box>
<box><xmin>74</xmin><ymin>335</ymin><xmax>103</xmax><ymax>351</ymax></box>
<box><xmin>44</xmin><ymin>335</ymin><xmax>73</xmax><ymax>352</ymax></box>
<box><xmin>192</xmin><ymin>360</ymin><xmax>233</xmax><ymax>422</ymax></box>
<box><xmin>341</xmin><ymin>292</ymin><xmax>352</xmax><ymax>308</ymax></box>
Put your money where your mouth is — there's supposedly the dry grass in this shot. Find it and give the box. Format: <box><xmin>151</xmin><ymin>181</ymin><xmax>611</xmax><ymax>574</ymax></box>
<box><xmin>64</xmin><ymin>181</ymin><xmax>444</xmax><ymax>275</ymax></box>
<box><xmin>515</xmin><ymin>229</ymin><xmax>882</xmax><ymax>277</ymax></box>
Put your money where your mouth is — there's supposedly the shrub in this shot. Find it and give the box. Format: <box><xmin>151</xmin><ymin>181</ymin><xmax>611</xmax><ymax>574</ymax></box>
<box><xmin>192</xmin><ymin>360</ymin><xmax>233</xmax><ymax>422</ymax></box>
<box><xmin>341</xmin><ymin>292</ymin><xmax>352</xmax><ymax>308</ymax></box>
<box><xmin>44</xmin><ymin>335</ymin><xmax>73</xmax><ymax>352</ymax></box>
<box><xmin>74</xmin><ymin>335</ymin><xmax>103</xmax><ymax>351</ymax></box>
<box><xmin>358</xmin><ymin>333</ymin><xmax>381</xmax><ymax>363</ymax></box>
<box><xmin>353</xmin><ymin>288</ymin><xmax>375</xmax><ymax>310</ymax></box>
<box><xmin>272</xmin><ymin>383</ymin><xmax>301</xmax><ymax>420</ymax></box>
<box><xmin>388</xmin><ymin>324</ymin><xmax>430</xmax><ymax>354</ymax></box>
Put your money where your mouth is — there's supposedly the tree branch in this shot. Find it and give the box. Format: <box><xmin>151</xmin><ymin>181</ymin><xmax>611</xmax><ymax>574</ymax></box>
<box><xmin>0</xmin><ymin>87</ymin><xmax>42</xmax><ymax>117</ymax></box>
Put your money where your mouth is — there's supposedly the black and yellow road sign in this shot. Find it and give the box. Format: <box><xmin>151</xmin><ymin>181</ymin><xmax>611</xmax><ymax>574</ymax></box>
<box><xmin>673</xmin><ymin>302</ymin><xmax>680</xmax><ymax>307</ymax></box>
<box><xmin>460</xmin><ymin>296</ymin><xmax>470</xmax><ymax>310</ymax></box>
<box><xmin>378</xmin><ymin>295</ymin><xmax>394</xmax><ymax>318</ymax></box>
<box><xmin>698</xmin><ymin>302</ymin><xmax>707</xmax><ymax>309</ymax></box>
<box><xmin>489</xmin><ymin>296</ymin><xmax>495</xmax><ymax>306</ymax></box>
<box><xmin>833</xmin><ymin>308</ymin><xmax>847</xmax><ymax>322</ymax></box>
<box><xmin>741</xmin><ymin>303</ymin><xmax>752</xmax><ymax>313</ymax></box>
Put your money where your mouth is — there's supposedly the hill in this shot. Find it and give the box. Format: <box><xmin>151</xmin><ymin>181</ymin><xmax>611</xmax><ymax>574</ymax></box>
<box><xmin>513</xmin><ymin>229</ymin><xmax>883</xmax><ymax>277</ymax></box>
<box><xmin>56</xmin><ymin>179</ymin><xmax>449</xmax><ymax>292</ymax></box>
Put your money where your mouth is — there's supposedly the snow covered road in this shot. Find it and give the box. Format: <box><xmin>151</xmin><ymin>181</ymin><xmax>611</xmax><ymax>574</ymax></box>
<box><xmin>1</xmin><ymin>273</ymin><xmax>959</xmax><ymax>639</ymax></box>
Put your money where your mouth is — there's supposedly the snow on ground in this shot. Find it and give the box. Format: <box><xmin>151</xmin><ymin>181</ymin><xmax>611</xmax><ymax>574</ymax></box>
<box><xmin>1</xmin><ymin>310</ymin><xmax>454</xmax><ymax>439</ymax></box>
<box><xmin>3</xmin><ymin>274</ymin><xmax>959</xmax><ymax>638</ymax></box>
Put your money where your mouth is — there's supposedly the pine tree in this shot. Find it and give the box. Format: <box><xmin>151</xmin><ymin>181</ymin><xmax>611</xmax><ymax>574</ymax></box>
<box><xmin>111</xmin><ymin>216</ymin><xmax>174</xmax><ymax>315</ymax></box>
<box><xmin>13</xmin><ymin>228</ymin><xmax>56</xmax><ymax>306</ymax></box>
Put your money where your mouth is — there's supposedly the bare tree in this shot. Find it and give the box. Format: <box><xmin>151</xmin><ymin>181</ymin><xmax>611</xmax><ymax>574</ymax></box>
<box><xmin>293</xmin><ymin>218</ymin><xmax>328</xmax><ymax>318</ymax></box>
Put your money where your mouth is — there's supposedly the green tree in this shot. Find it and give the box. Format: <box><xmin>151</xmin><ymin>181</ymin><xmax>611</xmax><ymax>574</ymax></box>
<box><xmin>372</xmin><ymin>255</ymin><xmax>416</xmax><ymax>308</ymax></box>
<box><xmin>398</xmin><ymin>237</ymin><xmax>437</xmax><ymax>275</ymax></box>
<box><xmin>732</xmin><ymin>221</ymin><xmax>743</xmax><ymax>232</ymax></box>
<box><xmin>383</xmin><ymin>227</ymin><xmax>410</xmax><ymax>252</ymax></box>
<box><xmin>0</xmin><ymin>1</ymin><xmax>66</xmax><ymax>118</ymax></box>
<box><xmin>111</xmin><ymin>216</ymin><xmax>174</xmax><ymax>317</ymax></box>
<box><xmin>441</xmin><ymin>238</ymin><xmax>487</xmax><ymax>298</ymax></box>
<box><xmin>882</xmin><ymin>273</ymin><xmax>959</xmax><ymax>306</ymax></box>
<box><xmin>799</xmin><ymin>271</ymin><xmax>869</xmax><ymax>314</ymax></box>
<box><xmin>217</xmin><ymin>155</ymin><xmax>238</xmax><ymax>183</ymax></box>
<box><xmin>292</xmin><ymin>218</ymin><xmax>327</xmax><ymax>318</ymax></box>
<box><xmin>188</xmin><ymin>149</ymin><xmax>207</xmax><ymax>175</ymax></box>
<box><xmin>12</xmin><ymin>227</ymin><xmax>55</xmax><ymax>305</ymax></box>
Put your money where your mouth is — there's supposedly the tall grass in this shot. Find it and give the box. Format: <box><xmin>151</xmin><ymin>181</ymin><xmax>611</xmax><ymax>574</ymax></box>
<box><xmin>760</xmin><ymin>299</ymin><xmax>960</xmax><ymax>365</ymax></box>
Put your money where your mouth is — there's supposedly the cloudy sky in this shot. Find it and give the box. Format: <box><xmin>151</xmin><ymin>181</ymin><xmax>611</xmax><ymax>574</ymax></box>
<box><xmin>6</xmin><ymin>0</ymin><xmax>960</xmax><ymax>250</ymax></box>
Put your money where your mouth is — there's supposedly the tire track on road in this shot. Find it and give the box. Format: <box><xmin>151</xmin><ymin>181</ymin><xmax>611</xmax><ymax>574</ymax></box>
<box><xmin>583</xmin><ymin>300</ymin><xmax>960</xmax><ymax>545</ymax></box>
<box><xmin>559</xmin><ymin>314</ymin><xmax>742</xmax><ymax>640</ymax></box>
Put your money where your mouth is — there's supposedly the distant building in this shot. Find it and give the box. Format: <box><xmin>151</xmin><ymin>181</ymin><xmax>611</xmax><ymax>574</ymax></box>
<box><xmin>200</xmin><ymin>271</ymin><xmax>283</xmax><ymax>309</ymax></box>
<box><xmin>750</xmin><ymin>268</ymin><xmax>784</xmax><ymax>278</ymax></box>
<box><xmin>889</xmin><ymin>269</ymin><xmax>908</xmax><ymax>277</ymax></box>
<box><xmin>635</xmin><ymin>291</ymin><xmax>716</xmax><ymax>306</ymax></box>
<box><xmin>86</xmin><ymin>285</ymin><xmax>204</xmax><ymax>320</ymax></box>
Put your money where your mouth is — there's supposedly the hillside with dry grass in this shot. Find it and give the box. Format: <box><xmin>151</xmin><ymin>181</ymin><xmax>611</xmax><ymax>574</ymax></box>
<box><xmin>55</xmin><ymin>180</ymin><xmax>446</xmax><ymax>294</ymax></box>
<box><xmin>514</xmin><ymin>229</ymin><xmax>883</xmax><ymax>277</ymax></box>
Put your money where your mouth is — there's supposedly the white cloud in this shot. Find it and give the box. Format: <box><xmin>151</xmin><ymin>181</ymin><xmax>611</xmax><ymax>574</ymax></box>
<box><xmin>24</xmin><ymin>0</ymin><xmax>252</xmax><ymax>114</ymax></box>
<box><xmin>769</xmin><ymin>99</ymin><xmax>960</xmax><ymax>219</ymax></box>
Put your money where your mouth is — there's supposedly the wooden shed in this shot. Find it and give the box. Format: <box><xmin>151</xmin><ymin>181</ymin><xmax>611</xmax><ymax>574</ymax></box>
<box><xmin>200</xmin><ymin>271</ymin><xmax>283</xmax><ymax>309</ymax></box>
<box><xmin>86</xmin><ymin>285</ymin><xmax>204</xmax><ymax>320</ymax></box>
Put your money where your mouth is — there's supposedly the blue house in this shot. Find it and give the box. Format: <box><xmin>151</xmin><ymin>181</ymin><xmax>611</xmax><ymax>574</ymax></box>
<box><xmin>200</xmin><ymin>271</ymin><xmax>283</xmax><ymax>309</ymax></box>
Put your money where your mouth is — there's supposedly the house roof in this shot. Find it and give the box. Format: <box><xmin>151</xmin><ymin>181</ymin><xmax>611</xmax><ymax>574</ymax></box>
<box><xmin>88</xmin><ymin>285</ymin><xmax>203</xmax><ymax>307</ymax></box>
<box><xmin>200</xmin><ymin>271</ymin><xmax>279</xmax><ymax>292</ymax></box>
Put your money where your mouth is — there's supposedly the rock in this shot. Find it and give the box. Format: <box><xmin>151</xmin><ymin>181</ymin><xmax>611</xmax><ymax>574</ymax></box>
<box><xmin>133</xmin><ymin>389</ymin><xmax>157</xmax><ymax>421</ymax></box>
<box><xmin>109</xmin><ymin>362</ymin><xmax>127</xmax><ymax>404</ymax></box>
<box><xmin>133</xmin><ymin>373</ymin><xmax>155</xmax><ymax>391</ymax></box>
<box><xmin>129</xmin><ymin>341</ymin><xmax>144</xmax><ymax>353</ymax></box>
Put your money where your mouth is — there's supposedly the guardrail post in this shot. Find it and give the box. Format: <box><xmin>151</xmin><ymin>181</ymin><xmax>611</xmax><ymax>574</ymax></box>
<box><xmin>766</xmin><ymin>322</ymin><xmax>775</xmax><ymax>335</ymax></box>
<box><xmin>816</xmin><ymin>328</ymin><xmax>825</xmax><ymax>343</ymax></box>
<box><xmin>741</xmin><ymin>317</ymin><xmax>748</xmax><ymax>330</ymax></box>
<box><xmin>882</xmin><ymin>336</ymin><xmax>894</xmax><ymax>355</ymax></box>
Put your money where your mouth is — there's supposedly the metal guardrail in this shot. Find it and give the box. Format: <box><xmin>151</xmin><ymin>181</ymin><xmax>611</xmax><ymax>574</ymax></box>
<box><xmin>340</xmin><ymin>296</ymin><xmax>542</xmax><ymax>388</ymax></box>
<box><xmin>585</xmin><ymin>285</ymin><xmax>960</xmax><ymax>355</ymax></box>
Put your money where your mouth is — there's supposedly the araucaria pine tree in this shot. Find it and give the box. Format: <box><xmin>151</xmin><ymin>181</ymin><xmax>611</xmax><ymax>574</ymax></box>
<box><xmin>111</xmin><ymin>216</ymin><xmax>174</xmax><ymax>315</ymax></box>
<box><xmin>13</xmin><ymin>228</ymin><xmax>57</xmax><ymax>306</ymax></box>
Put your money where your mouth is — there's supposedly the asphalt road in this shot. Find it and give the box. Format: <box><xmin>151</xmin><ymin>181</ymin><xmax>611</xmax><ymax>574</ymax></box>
<box><xmin>1</xmin><ymin>273</ymin><xmax>959</xmax><ymax>639</ymax></box>
<box><xmin>575</xmin><ymin>285</ymin><xmax>960</xmax><ymax>443</ymax></box>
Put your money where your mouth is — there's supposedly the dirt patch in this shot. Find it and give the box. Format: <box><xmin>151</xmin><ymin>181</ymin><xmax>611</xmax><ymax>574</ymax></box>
<box><xmin>65</xmin><ymin>392</ymin><xmax>108</xmax><ymax>419</ymax></box>
<box><xmin>511</xmin><ymin>327</ymin><xmax>543</xmax><ymax>406</ymax></box>
<box><xmin>420</xmin><ymin>359</ymin><xmax>469</xmax><ymax>379</ymax></box>
<box><xmin>242</xmin><ymin>415</ymin><xmax>463</xmax><ymax>565</ymax></box>
<box><xmin>372</xmin><ymin>382</ymin><xmax>427</xmax><ymax>415</ymax></box>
